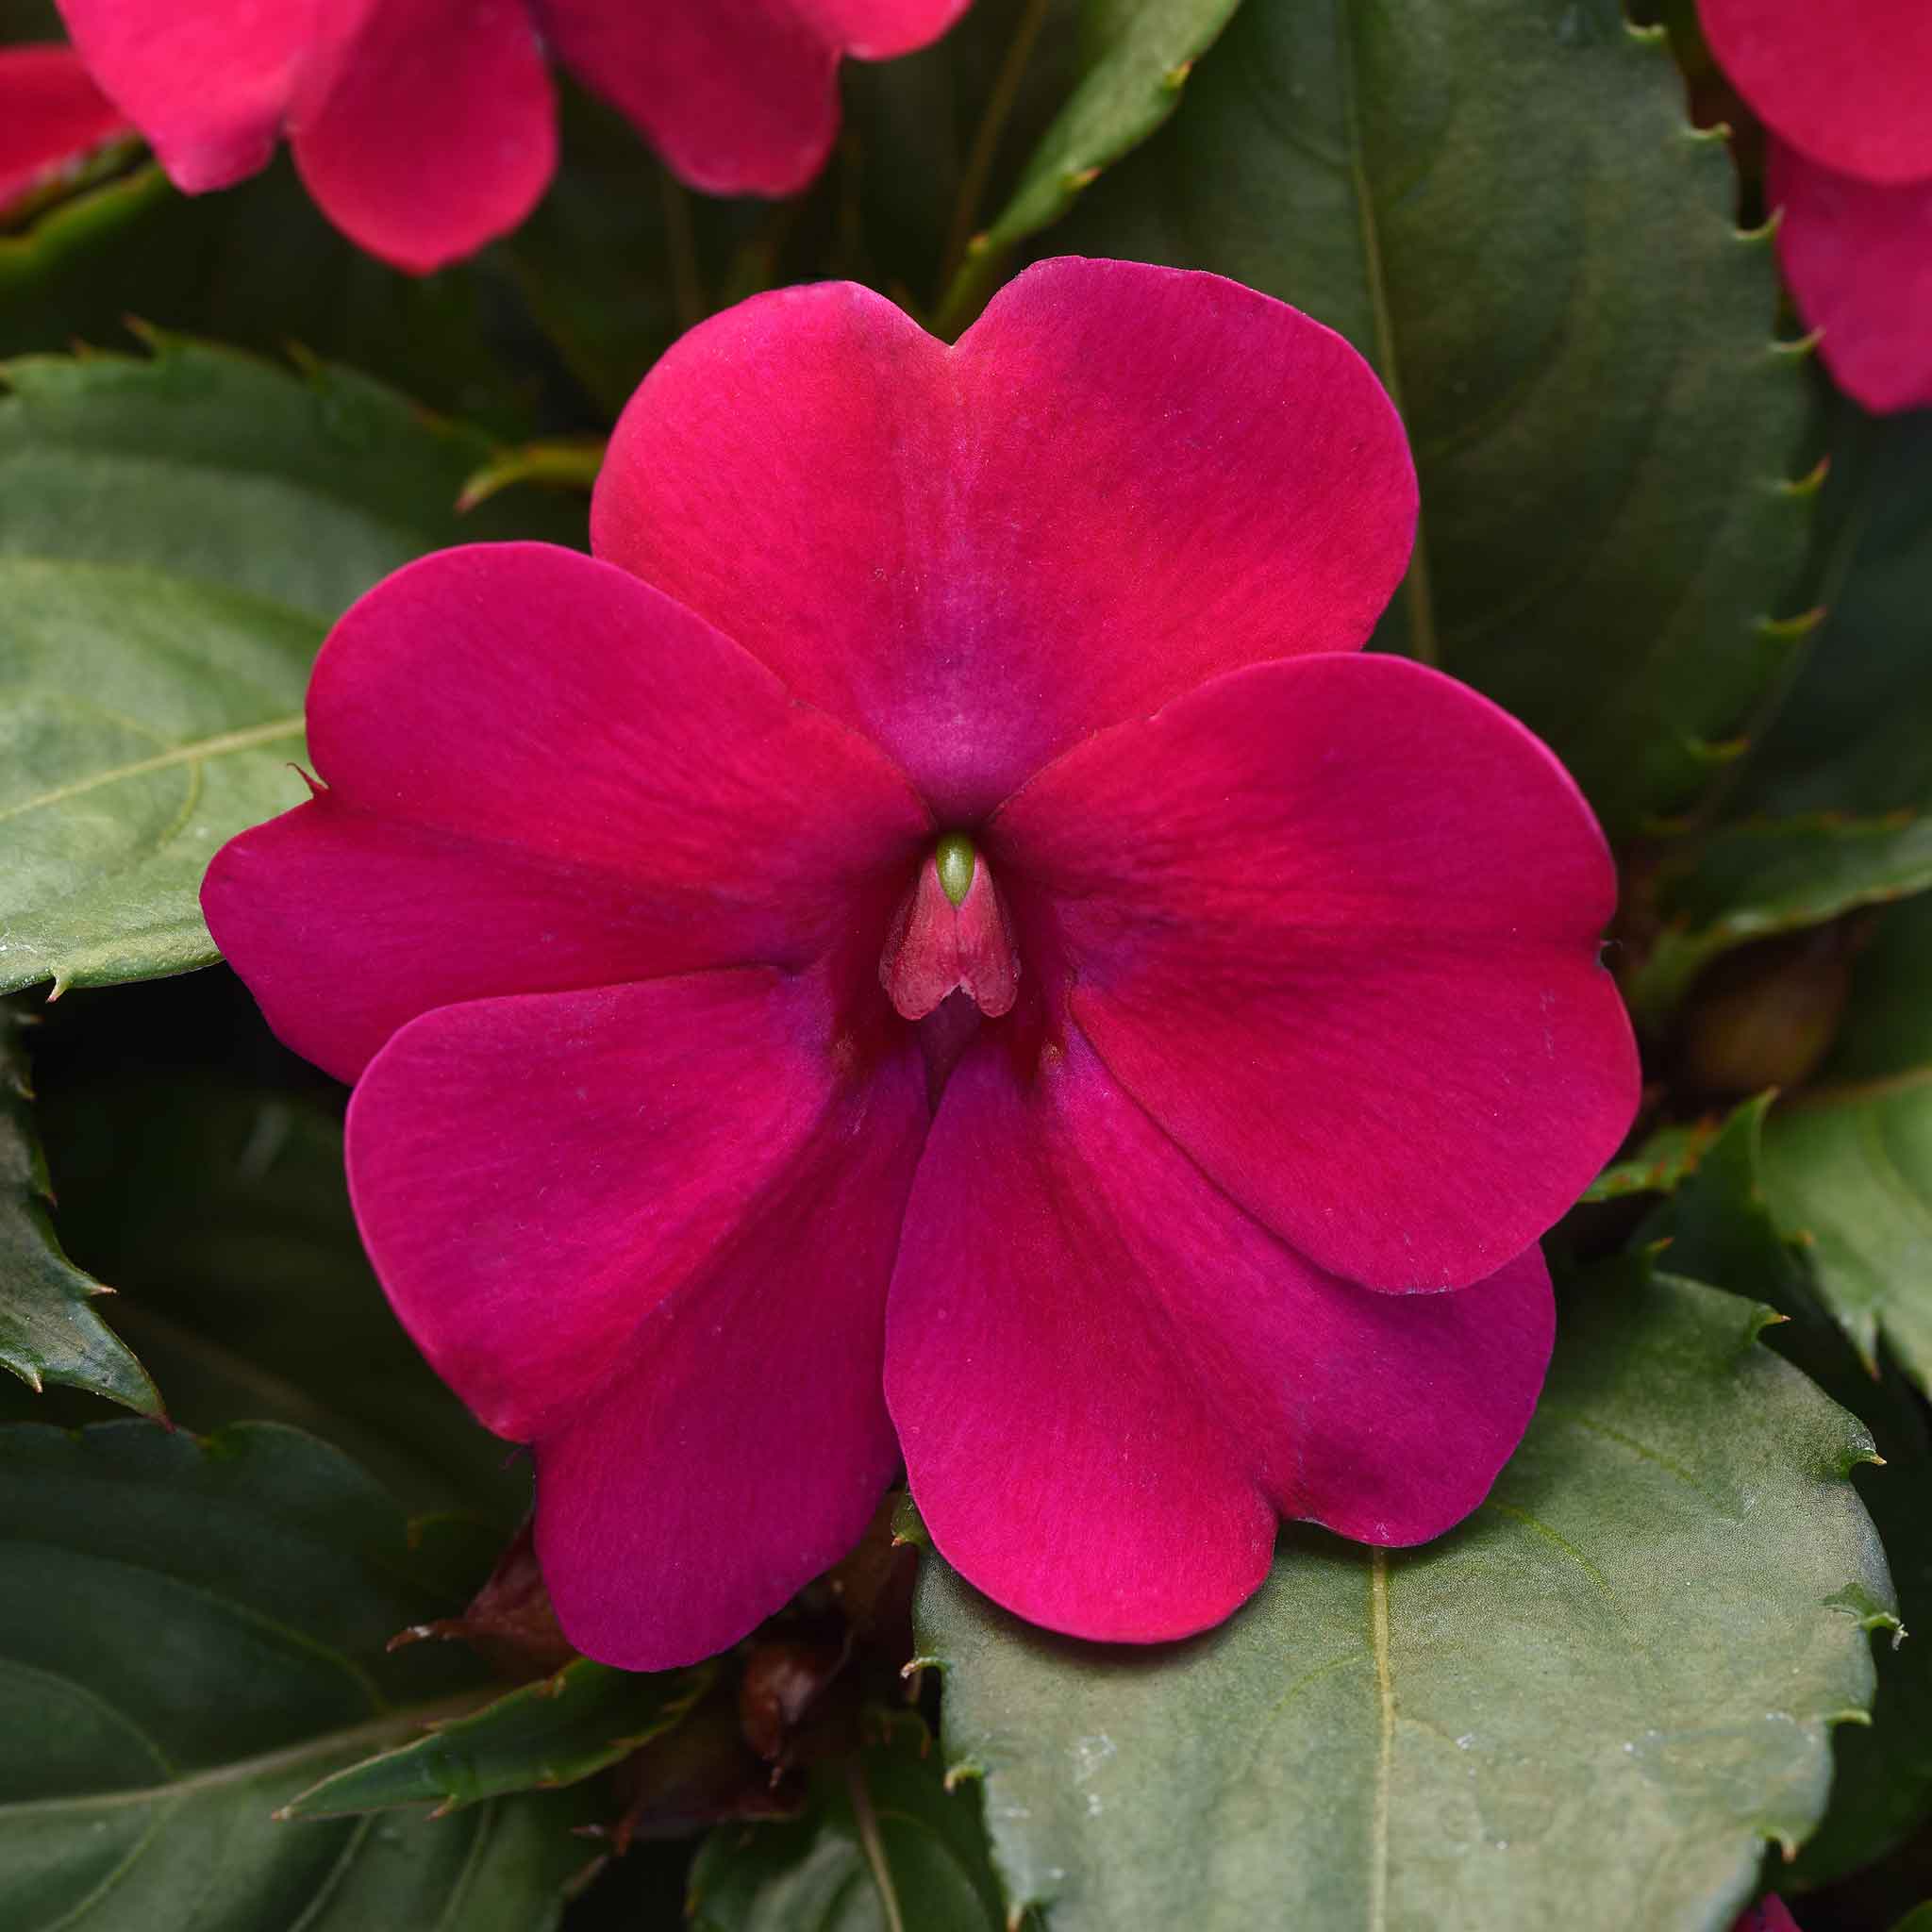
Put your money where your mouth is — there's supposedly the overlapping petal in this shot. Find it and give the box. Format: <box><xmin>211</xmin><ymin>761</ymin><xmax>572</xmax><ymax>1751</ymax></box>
<box><xmin>791</xmin><ymin>0</ymin><xmax>972</xmax><ymax>58</ymax></box>
<box><xmin>0</xmin><ymin>43</ymin><xmax>130</xmax><ymax>213</ymax></box>
<box><xmin>989</xmin><ymin>652</ymin><xmax>1638</xmax><ymax>1291</ymax></box>
<box><xmin>1768</xmin><ymin>141</ymin><xmax>1932</xmax><ymax>414</ymax></box>
<box><xmin>886</xmin><ymin>1032</ymin><xmax>1554</xmax><ymax>1641</ymax></box>
<box><xmin>54</xmin><ymin>0</ymin><xmax>334</xmax><ymax>192</ymax></box>
<box><xmin>0</xmin><ymin>43</ymin><xmax>129</xmax><ymax>212</ymax></box>
<box><xmin>543</xmin><ymin>0</ymin><xmax>808</xmax><ymax>200</ymax></box>
<box><xmin>291</xmin><ymin>0</ymin><xmax>555</xmax><ymax>273</ymax></box>
<box><xmin>1697</xmin><ymin>0</ymin><xmax>1932</xmax><ymax>183</ymax></box>
<box><xmin>543</xmin><ymin>0</ymin><xmax>970</xmax><ymax>198</ymax></box>
<box><xmin>202</xmin><ymin>543</ymin><xmax>929</xmax><ymax>1082</ymax></box>
<box><xmin>56</xmin><ymin>0</ymin><xmax>970</xmax><ymax>258</ymax></box>
<box><xmin>593</xmin><ymin>257</ymin><xmax>1417</xmax><ymax>821</ymax></box>
<box><xmin>347</xmin><ymin>973</ymin><xmax>928</xmax><ymax>1666</ymax></box>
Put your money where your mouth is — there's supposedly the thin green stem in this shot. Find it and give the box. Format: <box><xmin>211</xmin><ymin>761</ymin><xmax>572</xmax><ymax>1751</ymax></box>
<box><xmin>937</xmin><ymin>0</ymin><xmax>1052</xmax><ymax>303</ymax></box>
<box><xmin>846</xmin><ymin>1759</ymin><xmax>907</xmax><ymax>1932</ymax></box>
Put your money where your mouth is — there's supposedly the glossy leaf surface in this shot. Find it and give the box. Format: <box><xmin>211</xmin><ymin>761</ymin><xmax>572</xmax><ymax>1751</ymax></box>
<box><xmin>0</xmin><ymin>1008</ymin><xmax>157</xmax><ymax>1413</ymax></box>
<box><xmin>0</xmin><ymin>1422</ymin><xmax>590</xmax><ymax>1930</ymax></box>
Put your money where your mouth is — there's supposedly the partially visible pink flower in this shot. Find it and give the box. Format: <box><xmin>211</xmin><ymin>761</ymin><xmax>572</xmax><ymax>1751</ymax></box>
<box><xmin>204</xmin><ymin>258</ymin><xmax>1640</xmax><ymax>1669</ymax></box>
<box><xmin>52</xmin><ymin>0</ymin><xmax>971</xmax><ymax>272</ymax></box>
<box><xmin>0</xmin><ymin>43</ymin><xmax>129</xmax><ymax>214</ymax></box>
<box><xmin>1699</xmin><ymin>0</ymin><xmax>1932</xmax><ymax>411</ymax></box>
<box><xmin>1733</xmin><ymin>1899</ymin><xmax>1803</xmax><ymax>1932</ymax></box>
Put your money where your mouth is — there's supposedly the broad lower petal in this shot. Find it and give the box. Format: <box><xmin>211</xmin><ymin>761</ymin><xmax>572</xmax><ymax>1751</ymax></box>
<box><xmin>203</xmin><ymin>542</ymin><xmax>928</xmax><ymax>1082</ymax></box>
<box><xmin>462</xmin><ymin>1005</ymin><xmax>929</xmax><ymax>1670</ymax></box>
<box><xmin>541</xmin><ymin>0</ymin><xmax>843</xmax><ymax>198</ymax></box>
<box><xmin>347</xmin><ymin>972</ymin><xmax>925</xmax><ymax>1448</ymax></box>
<box><xmin>886</xmin><ymin>1033</ymin><xmax>1554</xmax><ymax>1642</ymax></box>
<box><xmin>291</xmin><ymin>0</ymin><xmax>555</xmax><ymax>272</ymax></box>
<box><xmin>1697</xmin><ymin>0</ymin><xmax>1932</xmax><ymax>184</ymax></box>
<box><xmin>990</xmin><ymin>652</ymin><xmax>1638</xmax><ymax>1291</ymax></box>
<box><xmin>54</xmin><ymin>0</ymin><xmax>328</xmax><ymax>191</ymax></box>
<box><xmin>1770</xmin><ymin>140</ymin><xmax>1932</xmax><ymax>415</ymax></box>
<box><xmin>593</xmin><ymin>258</ymin><xmax>1415</xmax><ymax>820</ymax></box>
<box><xmin>0</xmin><ymin>44</ymin><xmax>130</xmax><ymax>211</ymax></box>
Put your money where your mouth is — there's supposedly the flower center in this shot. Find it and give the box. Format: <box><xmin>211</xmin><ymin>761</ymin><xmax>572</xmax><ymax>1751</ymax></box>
<box><xmin>878</xmin><ymin>834</ymin><xmax>1020</xmax><ymax>1022</ymax></box>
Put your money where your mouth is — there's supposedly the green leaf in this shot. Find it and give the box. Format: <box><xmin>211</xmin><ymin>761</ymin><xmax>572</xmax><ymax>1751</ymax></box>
<box><xmin>1056</xmin><ymin>0</ymin><xmax>1811</xmax><ymax>839</ymax></box>
<box><xmin>8</xmin><ymin>1071</ymin><xmax>526</xmax><ymax>1522</ymax></box>
<box><xmin>1623</xmin><ymin>1091</ymin><xmax>1932</xmax><ymax>1888</ymax></box>
<box><xmin>0</xmin><ymin>333</ymin><xmax>583</xmax><ymax>997</ymax></box>
<box><xmin>285</xmin><ymin>1658</ymin><xmax>712</xmax><ymax>1820</ymax></box>
<box><xmin>0</xmin><ymin>1009</ymin><xmax>157</xmax><ymax>1414</ymax></box>
<box><xmin>1629</xmin><ymin>814</ymin><xmax>1932</xmax><ymax>1025</ymax></box>
<box><xmin>1636</xmin><ymin>1093</ymin><xmax>1803</xmax><ymax>1306</ymax></box>
<box><xmin>1890</xmin><ymin>1908</ymin><xmax>1932</xmax><ymax>1932</ymax></box>
<box><xmin>913</xmin><ymin>1268</ymin><xmax>1889</xmax><ymax>1932</ymax></box>
<box><xmin>1580</xmin><ymin>1115</ymin><xmax>1727</xmax><ymax>1203</ymax></box>
<box><xmin>1759</xmin><ymin>1107</ymin><xmax>1932</xmax><ymax>1389</ymax></box>
<box><xmin>689</xmin><ymin>1711</ymin><xmax>1005</xmax><ymax>1932</ymax></box>
<box><xmin>1737</xmin><ymin>401</ymin><xmax>1932</xmax><ymax>821</ymax></box>
<box><xmin>937</xmin><ymin>0</ymin><xmax>1243</xmax><ymax>331</ymax></box>
<box><xmin>1783</xmin><ymin>1359</ymin><xmax>1932</xmax><ymax>1890</ymax></box>
<box><xmin>0</xmin><ymin>1421</ymin><xmax>592</xmax><ymax>1930</ymax></box>
<box><xmin>1625</xmin><ymin>400</ymin><xmax>1932</xmax><ymax>1028</ymax></box>
<box><xmin>1736</xmin><ymin>893</ymin><xmax>1932</xmax><ymax>1389</ymax></box>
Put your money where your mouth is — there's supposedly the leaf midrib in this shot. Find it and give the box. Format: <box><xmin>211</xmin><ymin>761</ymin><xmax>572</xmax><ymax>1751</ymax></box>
<box><xmin>1367</xmin><ymin>1548</ymin><xmax>1393</xmax><ymax>1932</ymax></box>
<box><xmin>0</xmin><ymin>715</ymin><xmax>306</xmax><ymax>825</ymax></box>
<box><xmin>0</xmin><ymin>1690</ymin><xmax>491</xmax><ymax>1823</ymax></box>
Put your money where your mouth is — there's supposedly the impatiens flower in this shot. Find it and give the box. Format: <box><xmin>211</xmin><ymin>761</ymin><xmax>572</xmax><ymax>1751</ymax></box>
<box><xmin>203</xmin><ymin>258</ymin><xmax>1640</xmax><ymax>1669</ymax></box>
<box><xmin>1698</xmin><ymin>0</ymin><xmax>1932</xmax><ymax>412</ymax></box>
<box><xmin>0</xmin><ymin>43</ymin><xmax>129</xmax><ymax>215</ymax></box>
<box><xmin>52</xmin><ymin>0</ymin><xmax>971</xmax><ymax>273</ymax></box>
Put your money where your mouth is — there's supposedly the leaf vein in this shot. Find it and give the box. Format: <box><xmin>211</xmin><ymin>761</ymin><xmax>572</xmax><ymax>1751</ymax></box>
<box><xmin>0</xmin><ymin>715</ymin><xmax>305</xmax><ymax>825</ymax></box>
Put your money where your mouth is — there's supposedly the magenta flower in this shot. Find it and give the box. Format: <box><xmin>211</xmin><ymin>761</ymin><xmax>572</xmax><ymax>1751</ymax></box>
<box><xmin>203</xmin><ymin>258</ymin><xmax>1640</xmax><ymax>1668</ymax></box>
<box><xmin>1699</xmin><ymin>0</ymin><xmax>1932</xmax><ymax>412</ymax></box>
<box><xmin>0</xmin><ymin>43</ymin><xmax>128</xmax><ymax>214</ymax></box>
<box><xmin>52</xmin><ymin>0</ymin><xmax>970</xmax><ymax>272</ymax></box>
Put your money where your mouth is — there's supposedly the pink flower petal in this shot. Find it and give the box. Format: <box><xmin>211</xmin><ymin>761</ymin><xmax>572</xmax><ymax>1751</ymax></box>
<box><xmin>989</xmin><ymin>652</ymin><xmax>1638</xmax><ymax>1292</ymax></box>
<box><xmin>592</xmin><ymin>258</ymin><xmax>1416</xmax><ymax>821</ymax></box>
<box><xmin>1733</xmin><ymin>1900</ymin><xmax>1803</xmax><ymax>1932</ymax></box>
<box><xmin>541</xmin><ymin>0</ymin><xmax>970</xmax><ymax>198</ymax></box>
<box><xmin>886</xmin><ymin>1031</ymin><xmax>1554</xmax><ymax>1642</ymax></box>
<box><xmin>1697</xmin><ymin>0</ymin><xmax>1932</xmax><ymax>184</ymax></box>
<box><xmin>202</xmin><ymin>543</ymin><xmax>928</xmax><ymax>1082</ymax></box>
<box><xmin>290</xmin><ymin>0</ymin><xmax>556</xmax><ymax>274</ymax></box>
<box><xmin>348</xmin><ymin>977</ymin><xmax>932</xmax><ymax>1670</ymax></box>
<box><xmin>788</xmin><ymin>0</ymin><xmax>973</xmax><ymax>58</ymax></box>
<box><xmin>53</xmin><ymin>0</ymin><xmax>326</xmax><ymax>192</ymax></box>
<box><xmin>1769</xmin><ymin>138</ymin><xmax>1932</xmax><ymax>414</ymax></box>
<box><xmin>0</xmin><ymin>43</ymin><xmax>129</xmax><ymax>210</ymax></box>
<box><xmin>540</xmin><ymin>0</ymin><xmax>840</xmax><ymax>199</ymax></box>
<box><xmin>348</xmin><ymin>969</ymin><xmax>920</xmax><ymax>1428</ymax></box>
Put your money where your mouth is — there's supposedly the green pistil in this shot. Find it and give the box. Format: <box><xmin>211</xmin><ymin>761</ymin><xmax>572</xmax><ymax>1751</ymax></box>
<box><xmin>935</xmin><ymin>833</ymin><xmax>976</xmax><ymax>908</ymax></box>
